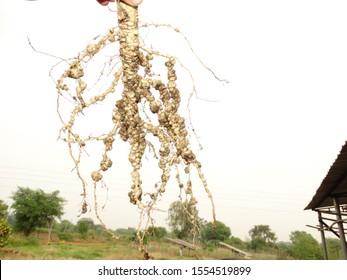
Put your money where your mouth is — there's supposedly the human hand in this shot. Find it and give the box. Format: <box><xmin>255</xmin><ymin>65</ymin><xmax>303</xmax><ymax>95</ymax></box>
<box><xmin>96</xmin><ymin>0</ymin><xmax>143</xmax><ymax>6</ymax></box>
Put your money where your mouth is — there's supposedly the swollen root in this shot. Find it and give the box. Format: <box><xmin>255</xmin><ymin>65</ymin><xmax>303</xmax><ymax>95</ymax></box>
<box><xmin>55</xmin><ymin>1</ymin><xmax>216</xmax><ymax>258</ymax></box>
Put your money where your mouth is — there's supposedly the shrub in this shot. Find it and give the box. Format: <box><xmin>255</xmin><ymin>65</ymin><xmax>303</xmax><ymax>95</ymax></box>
<box><xmin>8</xmin><ymin>235</ymin><xmax>40</xmax><ymax>247</ymax></box>
<box><xmin>0</xmin><ymin>218</ymin><xmax>11</xmax><ymax>247</ymax></box>
<box><xmin>56</xmin><ymin>232</ymin><xmax>75</xmax><ymax>242</ymax></box>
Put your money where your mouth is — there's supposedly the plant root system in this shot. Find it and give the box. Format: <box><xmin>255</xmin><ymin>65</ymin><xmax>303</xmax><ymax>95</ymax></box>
<box><xmin>55</xmin><ymin>1</ymin><xmax>218</xmax><ymax>259</ymax></box>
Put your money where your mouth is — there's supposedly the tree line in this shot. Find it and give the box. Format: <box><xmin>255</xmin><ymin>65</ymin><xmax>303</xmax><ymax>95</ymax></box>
<box><xmin>0</xmin><ymin>186</ymin><xmax>344</xmax><ymax>259</ymax></box>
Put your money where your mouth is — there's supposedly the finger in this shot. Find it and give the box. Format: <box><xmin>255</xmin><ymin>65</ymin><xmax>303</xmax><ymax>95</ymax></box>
<box><xmin>96</xmin><ymin>0</ymin><xmax>110</xmax><ymax>6</ymax></box>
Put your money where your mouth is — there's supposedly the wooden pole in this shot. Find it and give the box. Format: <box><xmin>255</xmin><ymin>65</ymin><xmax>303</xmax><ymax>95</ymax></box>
<box><xmin>333</xmin><ymin>197</ymin><xmax>347</xmax><ymax>259</ymax></box>
<box><xmin>318</xmin><ymin>211</ymin><xmax>328</xmax><ymax>260</ymax></box>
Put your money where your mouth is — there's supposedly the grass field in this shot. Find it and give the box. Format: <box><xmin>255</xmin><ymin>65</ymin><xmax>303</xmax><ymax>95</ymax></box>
<box><xmin>0</xmin><ymin>234</ymin><xmax>291</xmax><ymax>260</ymax></box>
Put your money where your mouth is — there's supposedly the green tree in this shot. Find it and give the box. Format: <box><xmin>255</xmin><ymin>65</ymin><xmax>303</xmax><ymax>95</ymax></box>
<box><xmin>0</xmin><ymin>200</ymin><xmax>9</xmax><ymax>219</ymax></box>
<box><xmin>115</xmin><ymin>227</ymin><xmax>136</xmax><ymax>238</ymax></box>
<box><xmin>228</xmin><ymin>236</ymin><xmax>247</xmax><ymax>249</ymax></box>
<box><xmin>249</xmin><ymin>224</ymin><xmax>277</xmax><ymax>250</ymax></box>
<box><xmin>289</xmin><ymin>231</ymin><xmax>323</xmax><ymax>260</ymax></box>
<box><xmin>277</xmin><ymin>241</ymin><xmax>292</xmax><ymax>252</ymax></box>
<box><xmin>167</xmin><ymin>200</ymin><xmax>205</xmax><ymax>240</ymax></box>
<box><xmin>54</xmin><ymin>219</ymin><xmax>76</xmax><ymax>241</ymax></box>
<box><xmin>147</xmin><ymin>226</ymin><xmax>168</xmax><ymax>240</ymax></box>
<box><xmin>76</xmin><ymin>218</ymin><xmax>94</xmax><ymax>240</ymax></box>
<box><xmin>136</xmin><ymin>226</ymin><xmax>168</xmax><ymax>245</ymax></box>
<box><xmin>93</xmin><ymin>224</ymin><xmax>109</xmax><ymax>239</ymax></box>
<box><xmin>11</xmin><ymin>187</ymin><xmax>65</xmax><ymax>237</ymax></box>
<box><xmin>201</xmin><ymin>221</ymin><xmax>231</xmax><ymax>243</ymax></box>
<box><xmin>55</xmin><ymin>219</ymin><xmax>75</xmax><ymax>233</ymax></box>
<box><xmin>326</xmin><ymin>238</ymin><xmax>344</xmax><ymax>260</ymax></box>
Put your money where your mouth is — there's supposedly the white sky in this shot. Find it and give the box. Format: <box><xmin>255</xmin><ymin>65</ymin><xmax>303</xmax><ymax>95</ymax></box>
<box><xmin>1</xmin><ymin>0</ymin><xmax>347</xmax><ymax>243</ymax></box>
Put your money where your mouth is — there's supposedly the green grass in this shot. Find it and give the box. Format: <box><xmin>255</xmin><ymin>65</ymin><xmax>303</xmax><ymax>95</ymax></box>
<box><xmin>0</xmin><ymin>234</ymin><xmax>292</xmax><ymax>260</ymax></box>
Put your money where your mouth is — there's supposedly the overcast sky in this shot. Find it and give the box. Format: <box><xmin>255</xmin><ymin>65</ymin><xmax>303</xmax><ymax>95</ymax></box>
<box><xmin>1</xmin><ymin>0</ymin><xmax>347</xmax><ymax>242</ymax></box>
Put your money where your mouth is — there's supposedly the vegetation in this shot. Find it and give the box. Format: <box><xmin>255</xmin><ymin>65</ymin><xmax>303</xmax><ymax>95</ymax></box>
<box><xmin>55</xmin><ymin>219</ymin><xmax>75</xmax><ymax>233</ymax></box>
<box><xmin>115</xmin><ymin>227</ymin><xmax>137</xmax><ymax>239</ymax></box>
<box><xmin>248</xmin><ymin>224</ymin><xmax>277</xmax><ymax>251</ymax></box>
<box><xmin>0</xmin><ymin>213</ymin><xmax>344</xmax><ymax>260</ymax></box>
<box><xmin>326</xmin><ymin>238</ymin><xmax>344</xmax><ymax>260</ymax></box>
<box><xmin>1</xmin><ymin>186</ymin><xmax>343</xmax><ymax>260</ymax></box>
<box><xmin>288</xmin><ymin>230</ymin><xmax>323</xmax><ymax>260</ymax></box>
<box><xmin>10</xmin><ymin>187</ymin><xmax>65</xmax><ymax>237</ymax></box>
<box><xmin>201</xmin><ymin>221</ymin><xmax>231</xmax><ymax>243</ymax></box>
<box><xmin>146</xmin><ymin>226</ymin><xmax>168</xmax><ymax>241</ymax></box>
<box><xmin>0</xmin><ymin>218</ymin><xmax>11</xmax><ymax>247</ymax></box>
<box><xmin>0</xmin><ymin>200</ymin><xmax>11</xmax><ymax>247</ymax></box>
<box><xmin>0</xmin><ymin>200</ymin><xmax>9</xmax><ymax>218</ymax></box>
<box><xmin>76</xmin><ymin>218</ymin><xmax>95</xmax><ymax>240</ymax></box>
<box><xmin>167</xmin><ymin>200</ymin><xmax>205</xmax><ymax>240</ymax></box>
<box><xmin>228</xmin><ymin>236</ymin><xmax>247</xmax><ymax>250</ymax></box>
